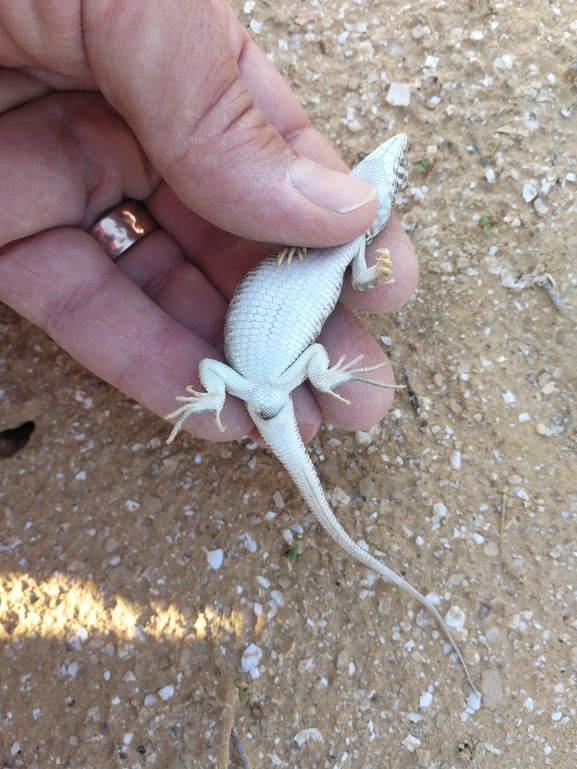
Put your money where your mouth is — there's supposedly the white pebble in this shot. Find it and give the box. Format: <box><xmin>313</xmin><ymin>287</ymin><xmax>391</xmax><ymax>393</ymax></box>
<box><xmin>485</xmin><ymin>168</ymin><xmax>496</xmax><ymax>183</ymax></box>
<box><xmin>356</xmin><ymin>430</ymin><xmax>373</xmax><ymax>445</ymax></box>
<box><xmin>551</xmin><ymin>711</ymin><xmax>562</xmax><ymax>721</ymax></box>
<box><xmin>445</xmin><ymin>605</ymin><xmax>466</xmax><ymax>632</ymax></box>
<box><xmin>470</xmin><ymin>29</ymin><xmax>484</xmax><ymax>40</ymax></box>
<box><xmin>249</xmin><ymin>18</ymin><xmax>262</xmax><ymax>34</ymax></box>
<box><xmin>424</xmin><ymin>54</ymin><xmax>439</xmax><ymax>70</ymax></box>
<box><xmin>144</xmin><ymin>694</ymin><xmax>158</xmax><ymax>707</ymax></box>
<box><xmin>432</xmin><ymin>502</ymin><xmax>448</xmax><ymax>518</ymax></box>
<box><xmin>524</xmin><ymin>697</ymin><xmax>534</xmax><ymax>711</ymax></box>
<box><xmin>502</xmin><ymin>390</ymin><xmax>515</xmax><ymax>404</ymax></box>
<box><xmin>11</xmin><ymin>743</ymin><xmax>20</xmax><ymax>756</ymax></box>
<box><xmin>467</xmin><ymin>690</ymin><xmax>482</xmax><ymax>711</ymax></box>
<box><xmin>386</xmin><ymin>82</ymin><xmax>410</xmax><ymax>106</ymax></box>
<box><xmin>294</xmin><ymin>727</ymin><xmax>323</xmax><ymax>747</ymax></box>
<box><xmin>402</xmin><ymin>734</ymin><xmax>421</xmax><ymax>752</ymax></box>
<box><xmin>419</xmin><ymin>691</ymin><xmax>433</xmax><ymax>708</ymax></box>
<box><xmin>533</xmin><ymin>197</ymin><xmax>548</xmax><ymax>217</ymax></box>
<box><xmin>450</xmin><ymin>451</ymin><xmax>462</xmax><ymax>470</ymax></box>
<box><xmin>206</xmin><ymin>549</ymin><xmax>223</xmax><ymax>570</ymax></box>
<box><xmin>518</xmin><ymin>412</ymin><xmax>530</xmax><ymax>422</ymax></box>
<box><xmin>158</xmin><ymin>685</ymin><xmax>174</xmax><ymax>701</ymax></box>
<box><xmin>523</xmin><ymin>182</ymin><xmax>538</xmax><ymax>202</ymax></box>
<box><xmin>241</xmin><ymin>643</ymin><xmax>263</xmax><ymax>673</ymax></box>
<box><xmin>425</xmin><ymin>592</ymin><xmax>441</xmax><ymax>606</ymax></box>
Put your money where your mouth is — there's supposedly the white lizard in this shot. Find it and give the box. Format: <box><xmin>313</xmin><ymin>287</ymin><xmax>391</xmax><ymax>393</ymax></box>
<box><xmin>166</xmin><ymin>134</ymin><xmax>476</xmax><ymax>691</ymax></box>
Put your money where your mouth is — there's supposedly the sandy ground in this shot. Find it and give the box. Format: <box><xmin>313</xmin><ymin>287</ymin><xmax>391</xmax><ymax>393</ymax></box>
<box><xmin>1</xmin><ymin>1</ymin><xmax>576</xmax><ymax>767</ymax></box>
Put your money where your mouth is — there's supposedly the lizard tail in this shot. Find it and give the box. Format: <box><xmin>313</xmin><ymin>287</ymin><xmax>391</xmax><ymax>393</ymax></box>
<box><xmin>251</xmin><ymin>398</ymin><xmax>477</xmax><ymax>693</ymax></box>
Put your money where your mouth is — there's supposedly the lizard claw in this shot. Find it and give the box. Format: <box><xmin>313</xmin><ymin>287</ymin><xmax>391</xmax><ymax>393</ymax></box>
<box><xmin>276</xmin><ymin>246</ymin><xmax>307</xmax><ymax>269</ymax></box>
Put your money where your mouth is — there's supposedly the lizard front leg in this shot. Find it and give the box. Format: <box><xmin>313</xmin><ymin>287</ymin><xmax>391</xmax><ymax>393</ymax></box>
<box><xmin>350</xmin><ymin>237</ymin><xmax>395</xmax><ymax>292</ymax></box>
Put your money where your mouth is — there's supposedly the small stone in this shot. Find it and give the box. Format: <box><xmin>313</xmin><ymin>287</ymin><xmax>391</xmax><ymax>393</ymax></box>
<box><xmin>533</xmin><ymin>197</ymin><xmax>548</xmax><ymax>217</ymax></box>
<box><xmin>386</xmin><ymin>82</ymin><xmax>410</xmax><ymax>106</ymax></box>
<box><xmin>411</xmin><ymin>23</ymin><xmax>431</xmax><ymax>39</ymax></box>
<box><xmin>419</xmin><ymin>691</ymin><xmax>433</xmax><ymax>708</ymax></box>
<box><xmin>536</xmin><ymin>423</ymin><xmax>553</xmax><ymax>437</ymax></box>
<box><xmin>331</xmin><ymin>487</ymin><xmax>351</xmax><ymax>506</ymax></box>
<box><xmin>294</xmin><ymin>727</ymin><xmax>323</xmax><ymax>747</ymax></box>
<box><xmin>445</xmin><ymin>606</ymin><xmax>466</xmax><ymax>632</ymax></box>
<box><xmin>523</xmin><ymin>182</ymin><xmax>538</xmax><ymax>202</ymax></box>
<box><xmin>481</xmin><ymin>669</ymin><xmax>503</xmax><ymax>709</ymax></box>
<box><xmin>467</xmin><ymin>690</ymin><xmax>482</xmax><ymax>711</ymax></box>
<box><xmin>402</xmin><ymin>734</ymin><xmax>421</xmax><ymax>752</ymax></box>
<box><xmin>502</xmin><ymin>390</ymin><xmax>515</xmax><ymax>404</ymax></box>
<box><xmin>450</xmin><ymin>451</ymin><xmax>462</xmax><ymax>470</ymax></box>
<box><xmin>484</xmin><ymin>541</ymin><xmax>499</xmax><ymax>557</ymax></box>
<box><xmin>241</xmin><ymin>643</ymin><xmax>263</xmax><ymax>673</ymax></box>
<box><xmin>470</xmin><ymin>29</ymin><xmax>484</xmax><ymax>40</ymax></box>
<box><xmin>206</xmin><ymin>549</ymin><xmax>223</xmax><ymax>570</ymax></box>
<box><xmin>355</xmin><ymin>430</ymin><xmax>373</xmax><ymax>446</ymax></box>
<box><xmin>158</xmin><ymin>685</ymin><xmax>174</xmax><ymax>701</ymax></box>
<box><xmin>432</xmin><ymin>502</ymin><xmax>448</xmax><ymax>519</ymax></box>
<box><xmin>144</xmin><ymin>694</ymin><xmax>158</xmax><ymax>706</ymax></box>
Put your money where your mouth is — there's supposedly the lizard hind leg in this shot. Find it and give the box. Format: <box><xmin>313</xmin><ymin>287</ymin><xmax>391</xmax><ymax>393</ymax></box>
<box><xmin>305</xmin><ymin>347</ymin><xmax>404</xmax><ymax>402</ymax></box>
<box><xmin>165</xmin><ymin>389</ymin><xmax>226</xmax><ymax>443</ymax></box>
<box><xmin>164</xmin><ymin>359</ymin><xmax>245</xmax><ymax>443</ymax></box>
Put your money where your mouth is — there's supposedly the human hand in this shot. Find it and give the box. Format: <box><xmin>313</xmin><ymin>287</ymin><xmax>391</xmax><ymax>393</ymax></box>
<box><xmin>0</xmin><ymin>0</ymin><xmax>418</xmax><ymax>444</ymax></box>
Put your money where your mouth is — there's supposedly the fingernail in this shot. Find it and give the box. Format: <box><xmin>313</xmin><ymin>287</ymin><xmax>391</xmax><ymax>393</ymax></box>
<box><xmin>290</xmin><ymin>158</ymin><xmax>375</xmax><ymax>213</ymax></box>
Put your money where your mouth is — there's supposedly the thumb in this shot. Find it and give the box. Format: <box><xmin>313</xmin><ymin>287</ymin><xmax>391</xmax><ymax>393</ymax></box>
<box><xmin>83</xmin><ymin>0</ymin><xmax>376</xmax><ymax>246</ymax></box>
